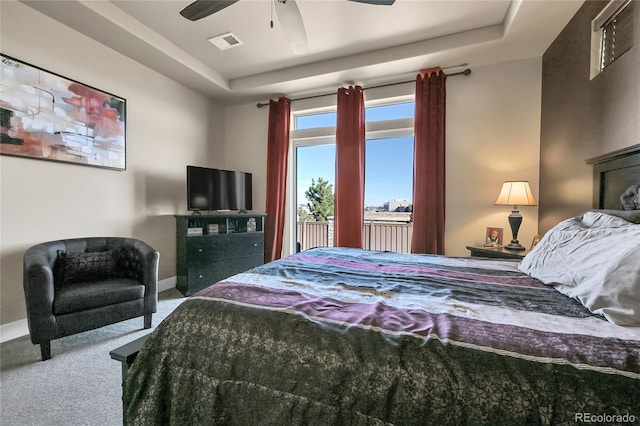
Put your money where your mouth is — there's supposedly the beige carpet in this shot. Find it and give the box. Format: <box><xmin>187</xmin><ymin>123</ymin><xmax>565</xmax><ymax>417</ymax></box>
<box><xmin>0</xmin><ymin>288</ymin><xmax>185</xmax><ymax>426</ymax></box>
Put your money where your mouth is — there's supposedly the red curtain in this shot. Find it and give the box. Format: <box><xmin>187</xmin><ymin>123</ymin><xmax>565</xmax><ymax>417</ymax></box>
<box><xmin>411</xmin><ymin>67</ymin><xmax>446</xmax><ymax>255</ymax></box>
<box><xmin>334</xmin><ymin>86</ymin><xmax>365</xmax><ymax>248</ymax></box>
<box><xmin>264</xmin><ymin>97</ymin><xmax>291</xmax><ymax>262</ymax></box>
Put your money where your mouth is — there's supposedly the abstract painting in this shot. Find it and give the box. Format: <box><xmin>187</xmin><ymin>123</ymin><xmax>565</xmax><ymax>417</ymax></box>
<box><xmin>0</xmin><ymin>54</ymin><xmax>126</xmax><ymax>170</ymax></box>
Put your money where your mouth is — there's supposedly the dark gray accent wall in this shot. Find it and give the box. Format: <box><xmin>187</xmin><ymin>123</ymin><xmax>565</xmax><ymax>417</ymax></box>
<box><xmin>539</xmin><ymin>0</ymin><xmax>640</xmax><ymax>233</ymax></box>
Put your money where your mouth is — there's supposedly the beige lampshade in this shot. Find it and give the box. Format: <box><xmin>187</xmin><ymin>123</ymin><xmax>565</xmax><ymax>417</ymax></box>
<box><xmin>494</xmin><ymin>181</ymin><xmax>537</xmax><ymax>207</ymax></box>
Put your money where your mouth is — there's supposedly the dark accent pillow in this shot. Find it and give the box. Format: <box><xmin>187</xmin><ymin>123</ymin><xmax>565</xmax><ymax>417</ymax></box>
<box><xmin>56</xmin><ymin>250</ymin><xmax>116</xmax><ymax>284</ymax></box>
<box><xmin>114</xmin><ymin>246</ymin><xmax>143</xmax><ymax>281</ymax></box>
<box><xmin>85</xmin><ymin>245</ymin><xmax>108</xmax><ymax>253</ymax></box>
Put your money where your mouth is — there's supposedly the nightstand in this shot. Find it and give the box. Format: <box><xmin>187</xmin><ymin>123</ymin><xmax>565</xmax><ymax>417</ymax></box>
<box><xmin>466</xmin><ymin>245</ymin><xmax>528</xmax><ymax>259</ymax></box>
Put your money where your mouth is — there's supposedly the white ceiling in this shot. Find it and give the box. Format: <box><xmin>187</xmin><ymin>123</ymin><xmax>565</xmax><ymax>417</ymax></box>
<box><xmin>21</xmin><ymin>0</ymin><xmax>583</xmax><ymax>105</ymax></box>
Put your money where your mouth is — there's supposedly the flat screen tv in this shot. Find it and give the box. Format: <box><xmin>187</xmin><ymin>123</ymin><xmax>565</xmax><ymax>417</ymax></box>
<box><xmin>187</xmin><ymin>166</ymin><xmax>252</xmax><ymax>212</ymax></box>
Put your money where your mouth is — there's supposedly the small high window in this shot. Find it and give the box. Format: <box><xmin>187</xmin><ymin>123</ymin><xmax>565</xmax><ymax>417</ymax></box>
<box><xmin>590</xmin><ymin>0</ymin><xmax>634</xmax><ymax>79</ymax></box>
<box><xmin>601</xmin><ymin>0</ymin><xmax>634</xmax><ymax>70</ymax></box>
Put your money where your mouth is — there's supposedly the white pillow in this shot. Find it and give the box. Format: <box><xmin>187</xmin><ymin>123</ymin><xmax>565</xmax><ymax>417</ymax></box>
<box><xmin>518</xmin><ymin>212</ymin><xmax>640</xmax><ymax>325</ymax></box>
<box><xmin>587</xmin><ymin>209</ymin><xmax>640</xmax><ymax>224</ymax></box>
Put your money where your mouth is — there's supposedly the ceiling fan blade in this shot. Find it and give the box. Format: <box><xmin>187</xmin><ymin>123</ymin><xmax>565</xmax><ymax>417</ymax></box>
<box><xmin>347</xmin><ymin>0</ymin><xmax>396</xmax><ymax>5</ymax></box>
<box><xmin>274</xmin><ymin>0</ymin><xmax>308</xmax><ymax>55</ymax></box>
<box><xmin>179</xmin><ymin>0</ymin><xmax>239</xmax><ymax>21</ymax></box>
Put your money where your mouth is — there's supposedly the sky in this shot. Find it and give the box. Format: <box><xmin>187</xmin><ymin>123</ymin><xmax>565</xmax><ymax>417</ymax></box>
<box><xmin>296</xmin><ymin>102</ymin><xmax>414</xmax><ymax>207</ymax></box>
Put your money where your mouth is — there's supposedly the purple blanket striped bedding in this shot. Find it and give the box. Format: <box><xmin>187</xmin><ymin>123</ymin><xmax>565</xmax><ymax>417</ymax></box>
<box><xmin>125</xmin><ymin>247</ymin><xmax>640</xmax><ymax>424</ymax></box>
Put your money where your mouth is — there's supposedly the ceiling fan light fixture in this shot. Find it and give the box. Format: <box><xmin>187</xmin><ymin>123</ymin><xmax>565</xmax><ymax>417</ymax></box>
<box><xmin>184</xmin><ymin>0</ymin><xmax>395</xmax><ymax>54</ymax></box>
<box><xmin>208</xmin><ymin>32</ymin><xmax>244</xmax><ymax>51</ymax></box>
<box><xmin>273</xmin><ymin>0</ymin><xmax>308</xmax><ymax>54</ymax></box>
<box><xmin>348</xmin><ymin>0</ymin><xmax>396</xmax><ymax>4</ymax></box>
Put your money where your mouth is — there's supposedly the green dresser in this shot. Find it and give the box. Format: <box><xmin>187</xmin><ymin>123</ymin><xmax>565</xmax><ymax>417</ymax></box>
<box><xmin>175</xmin><ymin>214</ymin><xmax>265</xmax><ymax>296</ymax></box>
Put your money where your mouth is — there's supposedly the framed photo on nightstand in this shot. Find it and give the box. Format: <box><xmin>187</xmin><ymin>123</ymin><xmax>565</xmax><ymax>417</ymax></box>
<box><xmin>531</xmin><ymin>234</ymin><xmax>542</xmax><ymax>249</ymax></box>
<box><xmin>485</xmin><ymin>227</ymin><xmax>503</xmax><ymax>247</ymax></box>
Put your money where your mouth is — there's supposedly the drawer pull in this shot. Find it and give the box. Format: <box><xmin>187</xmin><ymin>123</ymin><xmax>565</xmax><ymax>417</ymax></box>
<box><xmin>198</xmin><ymin>274</ymin><xmax>203</xmax><ymax>279</ymax></box>
<box><xmin>198</xmin><ymin>248</ymin><xmax>203</xmax><ymax>253</ymax></box>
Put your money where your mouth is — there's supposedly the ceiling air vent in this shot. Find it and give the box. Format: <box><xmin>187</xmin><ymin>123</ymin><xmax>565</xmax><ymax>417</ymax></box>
<box><xmin>208</xmin><ymin>32</ymin><xmax>243</xmax><ymax>51</ymax></box>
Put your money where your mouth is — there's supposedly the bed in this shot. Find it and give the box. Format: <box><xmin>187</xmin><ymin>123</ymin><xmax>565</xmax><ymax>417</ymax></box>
<box><xmin>121</xmin><ymin>146</ymin><xmax>640</xmax><ymax>425</ymax></box>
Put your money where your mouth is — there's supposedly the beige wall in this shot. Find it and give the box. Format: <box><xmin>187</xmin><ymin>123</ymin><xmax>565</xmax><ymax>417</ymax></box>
<box><xmin>447</xmin><ymin>57</ymin><xmax>541</xmax><ymax>255</ymax></box>
<box><xmin>539</xmin><ymin>1</ymin><xmax>640</xmax><ymax>233</ymax></box>
<box><xmin>0</xmin><ymin>2</ymin><xmax>222</xmax><ymax>326</ymax></box>
<box><xmin>222</xmin><ymin>103</ymin><xmax>269</xmax><ymax>213</ymax></box>
<box><xmin>222</xmin><ymin>57</ymin><xmax>542</xmax><ymax>257</ymax></box>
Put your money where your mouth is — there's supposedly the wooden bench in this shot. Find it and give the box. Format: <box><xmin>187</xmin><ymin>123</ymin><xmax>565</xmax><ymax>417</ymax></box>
<box><xmin>110</xmin><ymin>334</ymin><xmax>151</xmax><ymax>424</ymax></box>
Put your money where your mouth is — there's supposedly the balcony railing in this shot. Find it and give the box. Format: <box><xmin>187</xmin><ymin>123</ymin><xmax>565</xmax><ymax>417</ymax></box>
<box><xmin>296</xmin><ymin>221</ymin><xmax>330</xmax><ymax>251</ymax></box>
<box><xmin>296</xmin><ymin>221</ymin><xmax>413</xmax><ymax>253</ymax></box>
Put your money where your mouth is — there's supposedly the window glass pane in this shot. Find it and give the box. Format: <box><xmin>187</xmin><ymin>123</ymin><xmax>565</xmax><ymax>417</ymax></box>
<box><xmin>295</xmin><ymin>101</ymin><xmax>414</xmax><ymax>130</ymax></box>
<box><xmin>365</xmin><ymin>102</ymin><xmax>415</xmax><ymax>123</ymax></box>
<box><xmin>365</xmin><ymin>136</ymin><xmax>414</xmax><ymax>210</ymax></box>
<box><xmin>296</xmin><ymin>144</ymin><xmax>336</xmax><ymax>250</ymax></box>
<box><xmin>295</xmin><ymin>112</ymin><xmax>336</xmax><ymax>130</ymax></box>
<box><xmin>364</xmin><ymin>136</ymin><xmax>414</xmax><ymax>253</ymax></box>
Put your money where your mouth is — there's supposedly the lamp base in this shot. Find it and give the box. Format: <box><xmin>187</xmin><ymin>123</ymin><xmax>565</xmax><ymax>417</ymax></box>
<box><xmin>504</xmin><ymin>242</ymin><xmax>526</xmax><ymax>251</ymax></box>
<box><xmin>507</xmin><ymin>209</ymin><xmax>525</xmax><ymax>251</ymax></box>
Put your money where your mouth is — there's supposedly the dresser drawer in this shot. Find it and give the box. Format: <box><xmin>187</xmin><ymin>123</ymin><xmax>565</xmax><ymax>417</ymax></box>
<box><xmin>224</xmin><ymin>233</ymin><xmax>263</xmax><ymax>258</ymax></box>
<box><xmin>184</xmin><ymin>269</ymin><xmax>219</xmax><ymax>294</ymax></box>
<box><xmin>187</xmin><ymin>234</ymin><xmax>263</xmax><ymax>262</ymax></box>
<box><xmin>187</xmin><ymin>255</ymin><xmax>264</xmax><ymax>294</ymax></box>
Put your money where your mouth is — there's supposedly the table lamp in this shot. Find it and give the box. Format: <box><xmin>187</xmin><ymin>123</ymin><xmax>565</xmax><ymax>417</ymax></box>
<box><xmin>494</xmin><ymin>181</ymin><xmax>537</xmax><ymax>250</ymax></box>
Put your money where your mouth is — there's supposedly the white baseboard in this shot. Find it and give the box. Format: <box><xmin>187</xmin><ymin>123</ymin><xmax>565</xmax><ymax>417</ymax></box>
<box><xmin>158</xmin><ymin>276</ymin><xmax>177</xmax><ymax>292</ymax></box>
<box><xmin>0</xmin><ymin>319</ymin><xmax>29</xmax><ymax>344</ymax></box>
<box><xmin>0</xmin><ymin>276</ymin><xmax>177</xmax><ymax>344</ymax></box>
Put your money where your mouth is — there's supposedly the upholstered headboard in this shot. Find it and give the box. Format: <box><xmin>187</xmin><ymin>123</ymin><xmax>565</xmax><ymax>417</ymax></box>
<box><xmin>586</xmin><ymin>144</ymin><xmax>640</xmax><ymax>210</ymax></box>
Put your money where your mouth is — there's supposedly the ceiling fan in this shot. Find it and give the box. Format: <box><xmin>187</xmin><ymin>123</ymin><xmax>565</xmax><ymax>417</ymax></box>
<box><xmin>180</xmin><ymin>0</ymin><xmax>396</xmax><ymax>54</ymax></box>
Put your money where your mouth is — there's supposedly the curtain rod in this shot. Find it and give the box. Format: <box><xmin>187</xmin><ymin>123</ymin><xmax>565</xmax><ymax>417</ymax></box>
<box><xmin>255</xmin><ymin>68</ymin><xmax>471</xmax><ymax>108</ymax></box>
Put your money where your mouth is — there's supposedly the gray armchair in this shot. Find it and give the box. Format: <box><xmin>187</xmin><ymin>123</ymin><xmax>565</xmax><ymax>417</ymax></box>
<box><xmin>23</xmin><ymin>237</ymin><xmax>159</xmax><ymax>360</ymax></box>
